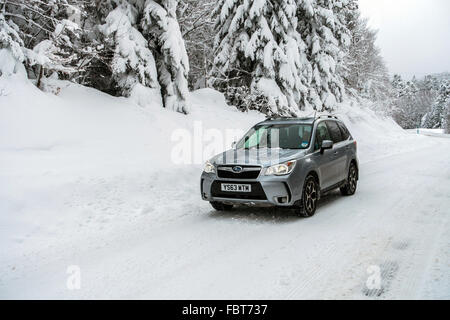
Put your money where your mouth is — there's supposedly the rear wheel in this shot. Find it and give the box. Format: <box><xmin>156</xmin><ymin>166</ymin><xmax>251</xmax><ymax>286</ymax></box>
<box><xmin>210</xmin><ymin>201</ymin><xmax>233</xmax><ymax>211</ymax></box>
<box><xmin>340</xmin><ymin>163</ymin><xmax>358</xmax><ymax>196</ymax></box>
<box><xmin>298</xmin><ymin>175</ymin><xmax>319</xmax><ymax>217</ymax></box>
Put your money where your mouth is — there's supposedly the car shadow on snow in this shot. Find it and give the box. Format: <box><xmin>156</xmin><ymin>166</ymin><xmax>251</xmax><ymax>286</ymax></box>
<box><xmin>208</xmin><ymin>190</ymin><xmax>344</xmax><ymax>223</ymax></box>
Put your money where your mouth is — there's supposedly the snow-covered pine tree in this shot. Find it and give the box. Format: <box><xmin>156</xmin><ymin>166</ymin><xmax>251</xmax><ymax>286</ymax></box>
<box><xmin>1</xmin><ymin>0</ymin><xmax>190</xmax><ymax>114</ymax></box>
<box><xmin>444</xmin><ymin>82</ymin><xmax>450</xmax><ymax>133</ymax></box>
<box><xmin>424</xmin><ymin>75</ymin><xmax>440</xmax><ymax>92</ymax></box>
<box><xmin>177</xmin><ymin>0</ymin><xmax>216</xmax><ymax>89</ymax></box>
<box><xmin>422</xmin><ymin>80</ymin><xmax>450</xmax><ymax>130</ymax></box>
<box><xmin>73</xmin><ymin>1</ymin><xmax>117</xmax><ymax>94</ymax></box>
<box><xmin>392</xmin><ymin>75</ymin><xmax>418</xmax><ymax>100</ymax></box>
<box><xmin>267</xmin><ymin>0</ymin><xmax>310</xmax><ymax>113</ymax></box>
<box><xmin>210</xmin><ymin>0</ymin><xmax>309</xmax><ymax>116</ymax></box>
<box><xmin>141</xmin><ymin>0</ymin><xmax>190</xmax><ymax>114</ymax></box>
<box><xmin>408</xmin><ymin>76</ymin><xmax>436</xmax><ymax>126</ymax></box>
<box><xmin>209</xmin><ymin>0</ymin><xmax>254</xmax><ymax>96</ymax></box>
<box><xmin>100</xmin><ymin>1</ymin><xmax>159</xmax><ymax>97</ymax></box>
<box><xmin>446</xmin><ymin>100</ymin><xmax>450</xmax><ymax>134</ymax></box>
<box><xmin>391</xmin><ymin>74</ymin><xmax>427</xmax><ymax>129</ymax></box>
<box><xmin>0</xmin><ymin>13</ymin><xmax>25</xmax><ymax>77</ymax></box>
<box><xmin>248</xmin><ymin>0</ymin><xmax>312</xmax><ymax>115</ymax></box>
<box><xmin>94</xmin><ymin>0</ymin><xmax>190</xmax><ymax>113</ymax></box>
<box><xmin>297</xmin><ymin>0</ymin><xmax>355</xmax><ymax>111</ymax></box>
<box><xmin>392</xmin><ymin>74</ymin><xmax>406</xmax><ymax>98</ymax></box>
<box><xmin>342</xmin><ymin>12</ymin><xmax>391</xmax><ymax>102</ymax></box>
<box><xmin>1</xmin><ymin>0</ymin><xmax>82</xmax><ymax>86</ymax></box>
<box><xmin>211</xmin><ymin>0</ymin><xmax>358</xmax><ymax>115</ymax></box>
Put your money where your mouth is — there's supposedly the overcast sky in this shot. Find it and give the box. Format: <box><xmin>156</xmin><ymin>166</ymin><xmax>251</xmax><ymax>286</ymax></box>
<box><xmin>358</xmin><ymin>0</ymin><xmax>450</xmax><ymax>79</ymax></box>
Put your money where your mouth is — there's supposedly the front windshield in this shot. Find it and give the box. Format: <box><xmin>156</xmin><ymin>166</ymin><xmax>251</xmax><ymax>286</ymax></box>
<box><xmin>236</xmin><ymin>124</ymin><xmax>313</xmax><ymax>150</ymax></box>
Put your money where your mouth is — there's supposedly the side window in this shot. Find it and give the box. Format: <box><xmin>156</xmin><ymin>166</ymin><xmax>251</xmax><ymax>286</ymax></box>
<box><xmin>314</xmin><ymin>122</ymin><xmax>331</xmax><ymax>151</ymax></box>
<box><xmin>337</xmin><ymin>122</ymin><xmax>350</xmax><ymax>140</ymax></box>
<box><xmin>326</xmin><ymin>121</ymin><xmax>343</xmax><ymax>143</ymax></box>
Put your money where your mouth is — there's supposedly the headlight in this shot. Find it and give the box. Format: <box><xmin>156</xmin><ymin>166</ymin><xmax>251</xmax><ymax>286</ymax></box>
<box><xmin>203</xmin><ymin>161</ymin><xmax>215</xmax><ymax>174</ymax></box>
<box><xmin>264</xmin><ymin>160</ymin><xmax>296</xmax><ymax>176</ymax></box>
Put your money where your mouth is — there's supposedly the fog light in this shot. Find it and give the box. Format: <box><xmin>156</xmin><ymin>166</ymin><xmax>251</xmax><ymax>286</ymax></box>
<box><xmin>277</xmin><ymin>197</ymin><xmax>288</xmax><ymax>204</ymax></box>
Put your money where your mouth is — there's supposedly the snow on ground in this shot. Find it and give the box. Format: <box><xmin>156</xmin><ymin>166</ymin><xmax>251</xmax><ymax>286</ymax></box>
<box><xmin>418</xmin><ymin>129</ymin><xmax>445</xmax><ymax>135</ymax></box>
<box><xmin>0</xmin><ymin>75</ymin><xmax>448</xmax><ymax>299</ymax></box>
<box><xmin>408</xmin><ymin>128</ymin><xmax>450</xmax><ymax>139</ymax></box>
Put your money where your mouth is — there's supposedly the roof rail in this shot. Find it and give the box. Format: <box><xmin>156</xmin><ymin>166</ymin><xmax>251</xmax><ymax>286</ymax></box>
<box><xmin>264</xmin><ymin>116</ymin><xmax>298</xmax><ymax>121</ymax></box>
<box><xmin>263</xmin><ymin>114</ymin><xmax>339</xmax><ymax>121</ymax></box>
<box><xmin>314</xmin><ymin>114</ymin><xmax>339</xmax><ymax>120</ymax></box>
<box><xmin>265</xmin><ymin>115</ymin><xmax>294</xmax><ymax>119</ymax></box>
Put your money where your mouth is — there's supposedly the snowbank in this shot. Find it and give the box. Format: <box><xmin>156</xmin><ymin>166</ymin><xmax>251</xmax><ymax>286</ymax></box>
<box><xmin>0</xmin><ymin>76</ymin><xmax>263</xmax><ymax>172</ymax></box>
<box><xmin>333</xmin><ymin>100</ymin><xmax>430</xmax><ymax>163</ymax></box>
<box><xmin>0</xmin><ymin>75</ymin><xmax>264</xmax><ymax>259</ymax></box>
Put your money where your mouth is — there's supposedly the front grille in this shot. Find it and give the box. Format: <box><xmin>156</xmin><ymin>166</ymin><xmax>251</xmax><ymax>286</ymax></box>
<box><xmin>217</xmin><ymin>166</ymin><xmax>261</xmax><ymax>179</ymax></box>
<box><xmin>211</xmin><ymin>181</ymin><xmax>267</xmax><ymax>200</ymax></box>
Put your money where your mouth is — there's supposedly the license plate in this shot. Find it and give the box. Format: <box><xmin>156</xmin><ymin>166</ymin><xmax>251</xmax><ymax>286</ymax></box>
<box><xmin>221</xmin><ymin>184</ymin><xmax>252</xmax><ymax>193</ymax></box>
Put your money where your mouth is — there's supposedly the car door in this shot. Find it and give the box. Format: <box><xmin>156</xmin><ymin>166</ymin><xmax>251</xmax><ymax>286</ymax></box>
<box><xmin>311</xmin><ymin>121</ymin><xmax>339</xmax><ymax>189</ymax></box>
<box><xmin>325</xmin><ymin>120</ymin><xmax>347</xmax><ymax>183</ymax></box>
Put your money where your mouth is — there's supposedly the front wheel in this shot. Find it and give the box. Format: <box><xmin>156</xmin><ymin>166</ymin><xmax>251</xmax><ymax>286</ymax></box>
<box><xmin>210</xmin><ymin>201</ymin><xmax>233</xmax><ymax>211</ymax></box>
<box><xmin>298</xmin><ymin>175</ymin><xmax>319</xmax><ymax>217</ymax></box>
<box><xmin>340</xmin><ymin>163</ymin><xmax>358</xmax><ymax>196</ymax></box>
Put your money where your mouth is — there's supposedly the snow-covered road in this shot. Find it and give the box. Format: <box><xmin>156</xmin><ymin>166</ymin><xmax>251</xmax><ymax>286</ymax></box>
<box><xmin>1</xmin><ymin>135</ymin><xmax>449</xmax><ymax>299</ymax></box>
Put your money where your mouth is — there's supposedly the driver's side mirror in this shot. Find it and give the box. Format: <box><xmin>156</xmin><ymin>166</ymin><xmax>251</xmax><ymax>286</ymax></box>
<box><xmin>320</xmin><ymin>140</ymin><xmax>333</xmax><ymax>154</ymax></box>
<box><xmin>231</xmin><ymin>141</ymin><xmax>237</xmax><ymax>149</ymax></box>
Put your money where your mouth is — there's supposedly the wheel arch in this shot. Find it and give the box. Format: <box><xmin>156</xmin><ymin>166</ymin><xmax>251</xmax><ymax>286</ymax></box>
<box><xmin>306</xmin><ymin>170</ymin><xmax>320</xmax><ymax>186</ymax></box>
<box><xmin>293</xmin><ymin>169</ymin><xmax>321</xmax><ymax>205</ymax></box>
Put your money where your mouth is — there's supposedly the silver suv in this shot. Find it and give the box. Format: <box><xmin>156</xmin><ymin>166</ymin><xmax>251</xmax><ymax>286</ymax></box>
<box><xmin>200</xmin><ymin>116</ymin><xmax>359</xmax><ymax>217</ymax></box>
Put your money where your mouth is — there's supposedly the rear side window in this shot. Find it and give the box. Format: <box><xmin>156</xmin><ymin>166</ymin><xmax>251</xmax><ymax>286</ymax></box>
<box><xmin>326</xmin><ymin>121</ymin><xmax>343</xmax><ymax>143</ymax></box>
<box><xmin>337</xmin><ymin>122</ymin><xmax>351</xmax><ymax>140</ymax></box>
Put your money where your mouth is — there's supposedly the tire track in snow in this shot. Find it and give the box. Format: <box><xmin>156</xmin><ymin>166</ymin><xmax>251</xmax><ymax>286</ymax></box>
<box><xmin>352</xmin><ymin>140</ymin><xmax>450</xmax><ymax>299</ymax></box>
<box><xmin>284</xmin><ymin>138</ymin><xmax>450</xmax><ymax>299</ymax></box>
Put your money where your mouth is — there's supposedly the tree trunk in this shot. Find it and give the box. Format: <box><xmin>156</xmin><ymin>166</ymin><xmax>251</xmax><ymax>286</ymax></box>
<box><xmin>36</xmin><ymin>65</ymin><xmax>44</xmax><ymax>90</ymax></box>
<box><xmin>446</xmin><ymin>112</ymin><xmax>450</xmax><ymax>134</ymax></box>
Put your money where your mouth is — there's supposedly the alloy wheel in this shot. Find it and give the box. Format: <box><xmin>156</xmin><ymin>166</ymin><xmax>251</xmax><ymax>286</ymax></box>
<box><xmin>304</xmin><ymin>179</ymin><xmax>318</xmax><ymax>214</ymax></box>
<box><xmin>348</xmin><ymin>165</ymin><xmax>357</xmax><ymax>193</ymax></box>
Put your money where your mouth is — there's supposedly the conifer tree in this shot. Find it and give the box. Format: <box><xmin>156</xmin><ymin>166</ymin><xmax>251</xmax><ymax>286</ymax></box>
<box><xmin>141</xmin><ymin>0</ymin><xmax>190</xmax><ymax>114</ymax></box>
<box><xmin>211</xmin><ymin>0</ymin><xmax>358</xmax><ymax>114</ymax></box>
<box><xmin>211</xmin><ymin>0</ymin><xmax>311</xmax><ymax>115</ymax></box>
<box><xmin>297</xmin><ymin>0</ymin><xmax>354</xmax><ymax>111</ymax></box>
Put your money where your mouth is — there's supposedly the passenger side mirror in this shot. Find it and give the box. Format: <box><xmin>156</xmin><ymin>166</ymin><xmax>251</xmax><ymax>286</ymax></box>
<box><xmin>231</xmin><ymin>141</ymin><xmax>237</xmax><ymax>149</ymax></box>
<box><xmin>320</xmin><ymin>140</ymin><xmax>333</xmax><ymax>154</ymax></box>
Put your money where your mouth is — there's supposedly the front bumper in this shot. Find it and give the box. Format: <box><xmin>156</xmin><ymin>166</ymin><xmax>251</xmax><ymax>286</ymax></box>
<box><xmin>200</xmin><ymin>171</ymin><xmax>302</xmax><ymax>207</ymax></box>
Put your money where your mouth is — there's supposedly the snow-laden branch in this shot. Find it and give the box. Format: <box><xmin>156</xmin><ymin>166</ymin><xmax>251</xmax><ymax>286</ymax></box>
<box><xmin>4</xmin><ymin>12</ymin><xmax>53</xmax><ymax>34</ymax></box>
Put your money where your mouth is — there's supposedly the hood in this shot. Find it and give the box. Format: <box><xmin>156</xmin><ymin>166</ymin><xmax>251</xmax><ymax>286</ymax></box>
<box><xmin>211</xmin><ymin>148</ymin><xmax>306</xmax><ymax>167</ymax></box>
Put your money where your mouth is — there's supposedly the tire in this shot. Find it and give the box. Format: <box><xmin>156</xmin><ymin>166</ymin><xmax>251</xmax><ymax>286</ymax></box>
<box><xmin>298</xmin><ymin>175</ymin><xmax>319</xmax><ymax>218</ymax></box>
<box><xmin>210</xmin><ymin>201</ymin><xmax>233</xmax><ymax>211</ymax></box>
<box><xmin>340</xmin><ymin>162</ymin><xmax>358</xmax><ymax>196</ymax></box>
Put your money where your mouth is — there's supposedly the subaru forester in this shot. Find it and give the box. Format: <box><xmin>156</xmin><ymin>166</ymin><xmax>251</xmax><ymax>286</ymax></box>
<box><xmin>200</xmin><ymin>116</ymin><xmax>358</xmax><ymax>217</ymax></box>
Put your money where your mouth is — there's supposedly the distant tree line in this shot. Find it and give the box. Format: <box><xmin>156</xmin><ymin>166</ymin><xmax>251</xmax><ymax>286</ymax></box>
<box><xmin>391</xmin><ymin>73</ymin><xmax>450</xmax><ymax>132</ymax></box>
